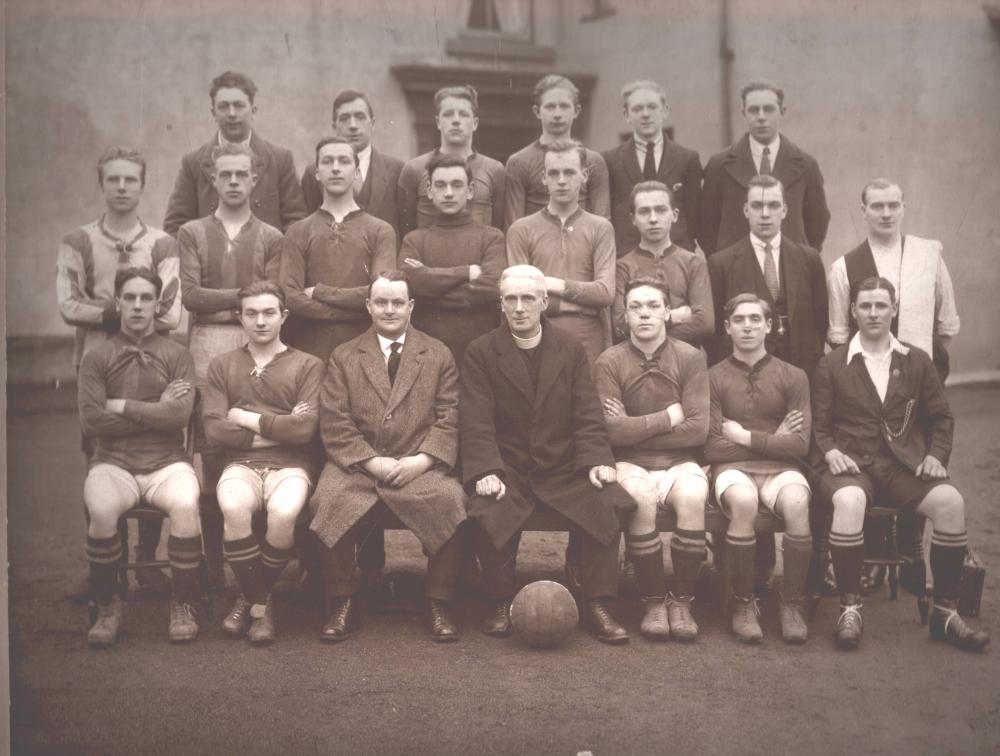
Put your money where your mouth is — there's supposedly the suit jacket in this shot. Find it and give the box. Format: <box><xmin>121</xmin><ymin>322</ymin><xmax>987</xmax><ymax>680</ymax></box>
<box><xmin>163</xmin><ymin>133</ymin><xmax>307</xmax><ymax>236</ymax></box>
<box><xmin>460</xmin><ymin>320</ymin><xmax>631</xmax><ymax>549</ymax></box>
<box><xmin>697</xmin><ymin>134</ymin><xmax>830</xmax><ymax>256</ymax></box>
<box><xmin>309</xmin><ymin>327</ymin><xmax>466</xmax><ymax>554</ymax></box>
<box><xmin>603</xmin><ymin>135</ymin><xmax>702</xmax><ymax>255</ymax></box>
<box><xmin>811</xmin><ymin>342</ymin><xmax>953</xmax><ymax>473</ymax></box>
<box><xmin>300</xmin><ymin>148</ymin><xmax>404</xmax><ymax>241</ymax></box>
<box><xmin>707</xmin><ymin>236</ymin><xmax>828</xmax><ymax>376</ymax></box>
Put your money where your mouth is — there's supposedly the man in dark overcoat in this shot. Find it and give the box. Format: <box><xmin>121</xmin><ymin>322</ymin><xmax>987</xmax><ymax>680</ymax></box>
<box><xmin>460</xmin><ymin>264</ymin><xmax>634</xmax><ymax>645</ymax></box>
<box><xmin>309</xmin><ymin>271</ymin><xmax>466</xmax><ymax>643</ymax></box>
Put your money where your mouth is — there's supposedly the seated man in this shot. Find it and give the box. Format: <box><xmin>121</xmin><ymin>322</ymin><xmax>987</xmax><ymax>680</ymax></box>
<box><xmin>594</xmin><ymin>277</ymin><xmax>710</xmax><ymax>641</ymax></box>
<box><xmin>813</xmin><ymin>276</ymin><xmax>989</xmax><ymax>651</ymax></box>
<box><xmin>462</xmin><ymin>265</ymin><xmax>632</xmax><ymax>645</ymax></box>
<box><xmin>310</xmin><ymin>271</ymin><xmax>467</xmax><ymax>643</ymax></box>
<box><xmin>78</xmin><ymin>268</ymin><xmax>201</xmax><ymax>647</ymax></box>
<box><xmin>705</xmin><ymin>293</ymin><xmax>812</xmax><ymax>644</ymax></box>
<box><xmin>202</xmin><ymin>281</ymin><xmax>324</xmax><ymax>645</ymax></box>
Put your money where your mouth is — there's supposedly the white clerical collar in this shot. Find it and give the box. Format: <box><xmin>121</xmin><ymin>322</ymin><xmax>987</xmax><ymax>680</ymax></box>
<box><xmin>749</xmin><ymin>134</ymin><xmax>780</xmax><ymax>160</ymax></box>
<box><xmin>846</xmin><ymin>332</ymin><xmax>909</xmax><ymax>364</ymax></box>
<box><xmin>218</xmin><ymin>131</ymin><xmax>252</xmax><ymax>149</ymax></box>
<box><xmin>750</xmin><ymin>232</ymin><xmax>782</xmax><ymax>252</ymax></box>
<box><xmin>377</xmin><ymin>330</ymin><xmax>407</xmax><ymax>353</ymax></box>
<box><xmin>512</xmin><ymin>328</ymin><xmax>542</xmax><ymax>350</ymax></box>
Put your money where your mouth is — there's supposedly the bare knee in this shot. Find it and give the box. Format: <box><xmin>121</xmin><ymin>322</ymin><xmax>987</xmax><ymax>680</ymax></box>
<box><xmin>618</xmin><ymin>474</ymin><xmax>659</xmax><ymax>533</ymax></box>
<box><xmin>920</xmin><ymin>485</ymin><xmax>965</xmax><ymax>532</ymax></box>
<box><xmin>831</xmin><ymin>487</ymin><xmax>866</xmax><ymax>532</ymax></box>
<box><xmin>722</xmin><ymin>484</ymin><xmax>758</xmax><ymax>535</ymax></box>
<box><xmin>776</xmin><ymin>484</ymin><xmax>811</xmax><ymax>536</ymax></box>
<box><xmin>671</xmin><ymin>477</ymin><xmax>708</xmax><ymax>530</ymax></box>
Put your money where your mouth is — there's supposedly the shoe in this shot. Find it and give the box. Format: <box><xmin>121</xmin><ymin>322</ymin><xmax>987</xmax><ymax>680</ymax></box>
<box><xmin>222</xmin><ymin>596</ymin><xmax>252</xmax><ymax>637</ymax></box>
<box><xmin>168</xmin><ymin>600</ymin><xmax>199</xmax><ymax>643</ymax></box>
<box><xmin>834</xmin><ymin>602</ymin><xmax>863</xmax><ymax>649</ymax></box>
<box><xmin>482</xmin><ymin>600</ymin><xmax>513</xmax><ymax>637</ymax></box>
<box><xmin>929</xmin><ymin>604</ymin><xmax>990</xmax><ymax>652</ymax></box>
<box><xmin>88</xmin><ymin>596</ymin><xmax>124</xmax><ymax>648</ymax></box>
<box><xmin>666</xmin><ymin>593</ymin><xmax>699</xmax><ymax>642</ymax></box>
<box><xmin>639</xmin><ymin>598</ymin><xmax>670</xmax><ymax>641</ymax></box>
<box><xmin>427</xmin><ymin>600</ymin><xmax>460</xmax><ymax>643</ymax></box>
<box><xmin>732</xmin><ymin>596</ymin><xmax>764</xmax><ymax>643</ymax></box>
<box><xmin>248</xmin><ymin>599</ymin><xmax>276</xmax><ymax>646</ymax></box>
<box><xmin>320</xmin><ymin>597</ymin><xmax>358</xmax><ymax>643</ymax></box>
<box><xmin>779</xmin><ymin>596</ymin><xmax>809</xmax><ymax>645</ymax></box>
<box><xmin>586</xmin><ymin>600</ymin><xmax>629</xmax><ymax>645</ymax></box>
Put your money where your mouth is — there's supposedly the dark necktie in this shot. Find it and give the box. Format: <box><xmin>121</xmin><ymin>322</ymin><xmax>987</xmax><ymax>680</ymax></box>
<box><xmin>387</xmin><ymin>342</ymin><xmax>401</xmax><ymax>385</ymax></box>
<box><xmin>759</xmin><ymin>146</ymin><xmax>772</xmax><ymax>176</ymax></box>
<box><xmin>642</xmin><ymin>141</ymin><xmax>657</xmax><ymax>180</ymax></box>
<box><xmin>763</xmin><ymin>242</ymin><xmax>780</xmax><ymax>299</ymax></box>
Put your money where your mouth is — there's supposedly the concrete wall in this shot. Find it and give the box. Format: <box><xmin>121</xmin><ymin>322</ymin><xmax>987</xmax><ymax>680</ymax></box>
<box><xmin>7</xmin><ymin>0</ymin><xmax>1000</xmax><ymax>382</ymax></box>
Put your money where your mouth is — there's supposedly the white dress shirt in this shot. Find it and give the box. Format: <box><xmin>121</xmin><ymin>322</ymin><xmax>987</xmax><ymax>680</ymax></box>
<box><xmin>634</xmin><ymin>132</ymin><xmax>664</xmax><ymax>174</ymax></box>
<box><xmin>749</xmin><ymin>134</ymin><xmax>780</xmax><ymax>173</ymax></box>
<box><xmin>357</xmin><ymin>144</ymin><xmax>373</xmax><ymax>185</ymax></box>
<box><xmin>750</xmin><ymin>232</ymin><xmax>783</xmax><ymax>287</ymax></box>
<box><xmin>847</xmin><ymin>332</ymin><xmax>910</xmax><ymax>402</ymax></box>
<box><xmin>377</xmin><ymin>330</ymin><xmax>407</xmax><ymax>364</ymax></box>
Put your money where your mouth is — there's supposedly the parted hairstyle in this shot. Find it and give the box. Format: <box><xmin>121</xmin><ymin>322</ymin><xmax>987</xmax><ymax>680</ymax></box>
<box><xmin>533</xmin><ymin>74</ymin><xmax>580</xmax><ymax>106</ymax></box>
<box><xmin>427</xmin><ymin>152</ymin><xmax>473</xmax><ymax>184</ymax></box>
<box><xmin>238</xmin><ymin>280</ymin><xmax>286</xmax><ymax>312</ymax></box>
<box><xmin>724</xmin><ymin>292</ymin><xmax>772</xmax><ymax>321</ymax></box>
<box><xmin>543</xmin><ymin>138</ymin><xmax>587</xmax><ymax>169</ymax></box>
<box><xmin>621</xmin><ymin>79</ymin><xmax>667</xmax><ymax>111</ymax></box>
<box><xmin>500</xmin><ymin>264</ymin><xmax>546</xmax><ymax>292</ymax></box>
<box><xmin>852</xmin><ymin>275</ymin><xmax>897</xmax><ymax>305</ymax></box>
<box><xmin>332</xmin><ymin>89</ymin><xmax>374</xmax><ymax>121</ymax></box>
<box><xmin>861</xmin><ymin>178</ymin><xmax>904</xmax><ymax>206</ymax></box>
<box><xmin>624</xmin><ymin>276</ymin><xmax>670</xmax><ymax>305</ymax></box>
<box><xmin>747</xmin><ymin>173</ymin><xmax>784</xmax><ymax>197</ymax></box>
<box><xmin>434</xmin><ymin>85</ymin><xmax>479</xmax><ymax>116</ymax></box>
<box><xmin>97</xmin><ymin>146</ymin><xmax>146</xmax><ymax>187</ymax></box>
<box><xmin>740</xmin><ymin>79</ymin><xmax>784</xmax><ymax>107</ymax></box>
<box><xmin>629</xmin><ymin>180</ymin><xmax>676</xmax><ymax>214</ymax></box>
<box><xmin>210</xmin><ymin>71</ymin><xmax>258</xmax><ymax>104</ymax></box>
<box><xmin>210</xmin><ymin>142</ymin><xmax>260</xmax><ymax>174</ymax></box>
<box><xmin>367</xmin><ymin>269</ymin><xmax>411</xmax><ymax>299</ymax></box>
<box><xmin>114</xmin><ymin>267</ymin><xmax>162</xmax><ymax>297</ymax></box>
<box><xmin>314</xmin><ymin>135</ymin><xmax>359</xmax><ymax>167</ymax></box>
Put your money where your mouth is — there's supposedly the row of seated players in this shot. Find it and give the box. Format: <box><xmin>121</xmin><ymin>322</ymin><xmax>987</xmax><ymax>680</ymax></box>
<box><xmin>78</xmin><ymin>261</ymin><xmax>988</xmax><ymax>655</ymax></box>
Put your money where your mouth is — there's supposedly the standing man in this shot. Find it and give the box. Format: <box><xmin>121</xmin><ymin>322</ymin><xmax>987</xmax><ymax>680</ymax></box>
<box><xmin>300</xmin><ymin>89</ymin><xmax>404</xmax><ymax>239</ymax></box>
<box><xmin>397</xmin><ymin>85</ymin><xmax>506</xmax><ymax>239</ymax></box>
<box><xmin>310</xmin><ymin>271</ymin><xmax>467</xmax><ymax>643</ymax></box>
<box><xmin>812</xmin><ymin>277</ymin><xmax>988</xmax><ymax>652</ymax></box>
<box><xmin>595</xmin><ymin>277</ymin><xmax>710</xmax><ymax>642</ymax></box>
<box><xmin>707</xmin><ymin>175</ymin><xmax>828</xmax><ymax>378</ymax></box>
<box><xmin>79</xmin><ymin>268</ymin><xmax>202</xmax><ymax>647</ymax></box>
<box><xmin>613</xmin><ymin>181</ymin><xmax>714</xmax><ymax>346</ymax></box>
<box><xmin>203</xmin><ymin>281</ymin><xmax>324</xmax><ymax>646</ymax></box>
<box><xmin>400</xmin><ymin>153</ymin><xmax>505</xmax><ymax>366</ymax></box>
<box><xmin>164</xmin><ymin>70</ymin><xmax>306</xmax><ymax>236</ymax></box>
<box><xmin>461</xmin><ymin>265</ymin><xmax>632</xmax><ymax>645</ymax></box>
<box><xmin>699</xmin><ymin>80</ymin><xmax>829</xmax><ymax>257</ymax></box>
<box><xmin>705</xmin><ymin>293</ymin><xmax>813</xmax><ymax>644</ymax></box>
<box><xmin>281</xmin><ymin>137</ymin><xmax>397</xmax><ymax>362</ymax></box>
<box><xmin>603</xmin><ymin>80</ymin><xmax>701</xmax><ymax>255</ymax></box>
<box><xmin>507</xmin><ymin>139</ymin><xmax>616</xmax><ymax>367</ymax></box>
<box><xmin>827</xmin><ymin>178</ymin><xmax>959</xmax><ymax>382</ymax></box>
<box><xmin>504</xmin><ymin>74</ymin><xmax>610</xmax><ymax>228</ymax></box>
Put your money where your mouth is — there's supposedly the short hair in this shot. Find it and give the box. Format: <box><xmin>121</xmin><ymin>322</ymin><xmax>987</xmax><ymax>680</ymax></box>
<box><xmin>427</xmin><ymin>153</ymin><xmax>472</xmax><ymax>184</ymax></box>
<box><xmin>314</xmin><ymin>135</ymin><xmax>359</xmax><ymax>167</ymax></box>
<box><xmin>852</xmin><ymin>276</ymin><xmax>897</xmax><ymax>306</ymax></box>
<box><xmin>861</xmin><ymin>178</ymin><xmax>904</xmax><ymax>206</ymax></box>
<box><xmin>368</xmin><ymin>269</ymin><xmax>411</xmax><ymax>299</ymax></box>
<box><xmin>210</xmin><ymin>142</ymin><xmax>259</xmax><ymax>173</ymax></box>
<box><xmin>114</xmin><ymin>266</ymin><xmax>162</xmax><ymax>297</ymax></box>
<box><xmin>629</xmin><ymin>180</ymin><xmax>675</xmax><ymax>214</ymax></box>
<box><xmin>621</xmin><ymin>79</ymin><xmax>667</xmax><ymax>112</ymax></box>
<box><xmin>237</xmin><ymin>280</ymin><xmax>286</xmax><ymax>311</ymax></box>
<box><xmin>543</xmin><ymin>139</ymin><xmax>587</xmax><ymax>170</ymax></box>
<box><xmin>500</xmin><ymin>264</ymin><xmax>546</xmax><ymax>293</ymax></box>
<box><xmin>724</xmin><ymin>292</ymin><xmax>771</xmax><ymax>321</ymax></box>
<box><xmin>624</xmin><ymin>276</ymin><xmax>670</xmax><ymax>306</ymax></box>
<box><xmin>741</xmin><ymin>79</ymin><xmax>784</xmax><ymax>107</ymax></box>
<box><xmin>434</xmin><ymin>85</ymin><xmax>479</xmax><ymax>117</ymax></box>
<box><xmin>533</xmin><ymin>74</ymin><xmax>580</xmax><ymax>106</ymax></box>
<box><xmin>210</xmin><ymin>71</ymin><xmax>258</xmax><ymax>104</ymax></box>
<box><xmin>332</xmin><ymin>89</ymin><xmax>374</xmax><ymax>122</ymax></box>
<box><xmin>747</xmin><ymin>174</ymin><xmax>784</xmax><ymax>199</ymax></box>
<box><xmin>97</xmin><ymin>146</ymin><xmax>146</xmax><ymax>187</ymax></box>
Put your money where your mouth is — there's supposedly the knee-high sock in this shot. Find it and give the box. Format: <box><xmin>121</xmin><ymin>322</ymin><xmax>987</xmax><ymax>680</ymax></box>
<box><xmin>671</xmin><ymin>528</ymin><xmax>706</xmax><ymax>598</ymax></box>
<box><xmin>930</xmin><ymin>530</ymin><xmax>968</xmax><ymax>605</ymax></box>
<box><xmin>726</xmin><ymin>533</ymin><xmax>756</xmax><ymax>599</ymax></box>
<box><xmin>261</xmin><ymin>540</ymin><xmax>294</xmax><ymax>594</ymax></box>
<box><xmin>224</xmin><ymin>534</ymin><xmax>267</xmax><ymax>605</ymax></box>
<box><xmin>168</xmin><ymin>534</ymin><xmax>203</xmax><ymax>604</ymax></box>
<box><xmin>87</xmin><ymin>533</ymin><xmax>123</xmax><ymax>605</ymax></box>
<box><xmin>781</xmin><ymin>533</ymin><xmax>813</xmax><ymax>602</ymax></box>
<box><xmin>626</xmin><ymin>531</ymin><xmax>665</xmax><ymax>600</ymax></box>
<box><xmin>829</xmin><ymin>529</ymin><xmax>864</xmax><ymax>598</ymax></box>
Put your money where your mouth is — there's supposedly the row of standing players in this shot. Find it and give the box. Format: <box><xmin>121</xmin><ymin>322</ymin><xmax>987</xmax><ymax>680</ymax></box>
<box><xmin>64</xmin><ymin>70</ymin><xmax>982</xmax><ymax>653</ymax></box>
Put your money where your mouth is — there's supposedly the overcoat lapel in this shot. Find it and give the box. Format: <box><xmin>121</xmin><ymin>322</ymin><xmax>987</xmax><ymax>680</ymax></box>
<box><xmin>780</xmin><ymin>239</ymin><xmax>802</xmax><ymax>319</ymax></box>
<box><xmin>358</xmin><ymin>330</ymin><xmax>392</xmax><ymax>406</ymax></box>
<box><xmin>367</xmin><ymin>150</ymin><xmax>389</xmax><ymax>208</ymax></box>
<box><xmin>494</xmin><ymin>330</ymin><xmax>535</xmax><ymax>407</ymax></box>
<box><xmin>533</xmin><ymin>329</ymin><xmax>567</xmax><ymax>414</ymax></box>
<box><xmin>622</xmin><ymin>138</ymin><xmax>643</xmax><ymax>184</ymax></box>
<box><xmin>723</xmin><ymin>136</ymin><xmax>756</xmax><ymax>189</ymax></box>
<box><xmin>385</xmin><ymin>333</ymin><xmax>425</xmax><ymax>414</ymax></box>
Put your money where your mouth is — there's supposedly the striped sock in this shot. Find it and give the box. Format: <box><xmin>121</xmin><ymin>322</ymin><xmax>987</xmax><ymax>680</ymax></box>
<box><xmin>829</xmin><ymin>529</ymin><xmax>864</xmax><ymax>597</ymax></box>
<box><xmin>87</xmin><ymin>533</ymin><xmax>123</xmax><ymax>605</ymax></box>
<box><xmin>224</xmin><ymin>535</ymin><xmax>267</xmax><ymax>605</ymax></box>
<box><xmin>261</xmin><ymin>540</ymin><xmax>294</xmax><ymax>593</ymax></box>
<box><xmin>168</xmin><ymin>535</ymin><xmax>203</xmax><ymax>604</ymax></box>
<box><xmin>780</xmin><ymin>533</ymin><xmax>814</xmax><ymax>602</ymax></box>
<box><xmin>930</xmin><ymin>530</ymin><xmax>968</xmax><ymax>604</ymax></box>
<box><xmin>671</xmin><ymin>528</ymin><xmax>706</xmax><ymax>598</ymax></box>
<box><xmin>626</xmin><ymin>530</ymin><xmax>665</xmax><ymax>600</ymax></box>
<box><xmin>726</xmin><ymin>533</ymin><xmax>756</xmax><ymax>599</ymax></box>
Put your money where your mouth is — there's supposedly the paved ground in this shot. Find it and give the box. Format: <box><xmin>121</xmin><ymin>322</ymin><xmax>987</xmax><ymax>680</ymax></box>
<box><xmin>7</xmin><ymin>384</ymin><xmax>1000</xmax><ymax>755</ymax></box>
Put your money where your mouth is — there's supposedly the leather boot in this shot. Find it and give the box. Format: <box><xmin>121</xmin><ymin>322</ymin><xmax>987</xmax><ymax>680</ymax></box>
<box><xmin>482</xmin><ymin>600</ymin><xmax>513</xmax><ymax>637</ymax></box>
<box><xmin>320</xmin><ymin>596</ymin><xmax>358</xmax><ymax>643</ymax></box>
<box><xmin>427</xmin><ymin>599</ymin><xmax>460</xmax><ymax>643</ymax></box>
<box><xmin>586</xmin><ymin>599</ymin><xmax>629</xmax><ymax>645</ymax></box>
